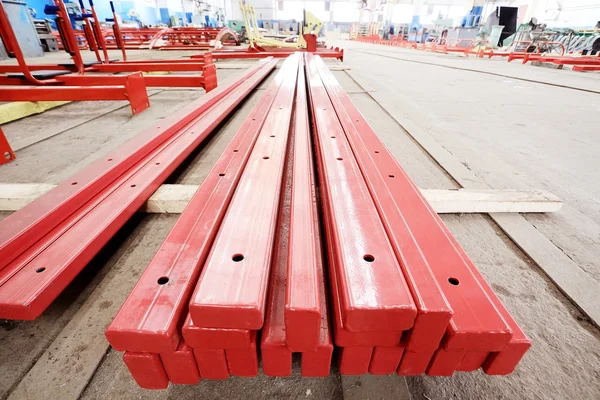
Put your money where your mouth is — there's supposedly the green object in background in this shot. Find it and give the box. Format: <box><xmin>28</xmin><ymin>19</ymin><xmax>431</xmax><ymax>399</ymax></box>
<box><xmin>228</xmin><ymin>20</ymin><xmax>244</xmax><ymax>33</ymax></box>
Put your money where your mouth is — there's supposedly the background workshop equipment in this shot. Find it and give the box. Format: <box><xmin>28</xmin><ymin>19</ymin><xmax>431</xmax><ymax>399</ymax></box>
<box><xmin>0</xmin><ymin>0</ymin><xmax>599</xmax><ymax>399</ymax></box>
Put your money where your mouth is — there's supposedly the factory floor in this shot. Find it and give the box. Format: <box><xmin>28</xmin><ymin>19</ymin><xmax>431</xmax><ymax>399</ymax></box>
<box><xmin>1</xmin><ymin>42</ymin><xmax>599</xmax><ymax>400</ymax></box>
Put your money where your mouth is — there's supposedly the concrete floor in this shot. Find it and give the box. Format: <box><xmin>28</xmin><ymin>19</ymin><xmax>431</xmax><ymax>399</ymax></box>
<box><xmin>1</xmin><ymin>43</ymin><xmax>600</xmax><ymax>399</ymax></box>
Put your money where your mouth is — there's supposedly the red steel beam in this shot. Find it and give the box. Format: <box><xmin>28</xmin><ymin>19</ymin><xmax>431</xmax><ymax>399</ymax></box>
<box><xmin>0</xmin><ymin>72</ymin><xmax>149</xmax><ymax>115</ymax></box>
<box><xmin>88</xmin><ymin>62</ymin><xmax>210</xmax><ymax>72</ymax></box>
<box><xmin>189</xmin><ymin>54</ymin><xmax>300</xmax><ymax>329</ymax></box>
<box><xmin>0</xmin><ymin>60</ymin><xmax>276</xmax><ymax>320</ymax></box>
<box><xmin>338</xmin><ymin>347</ymin><xmax>373</xmax><ymax>375</ymax></box>
<box><xmin>56</xmin><ymin>74</ymin><xmax>209</xmax><ymax>89</ymax></box>
<box><xmin>369</xmin><ymin>345</ymin><xmax>405</xmax><ymax>375</ymax></box>
<box><xmin>193</xmin><ymin>348</ymin><xmax>230</xmax><ymax>379</ymax></box>
<box><xmin>0</xmin><ymin>127</ymin><xmax>16</xmax><ymax>166</ymax></box>
<box><xmin>310</xmin><ymin>54</ymin><xmax>513</xmax><ymax>353</ymax></box>
<box><xmin>207</xmin><ymin>49</ymin><xmax>344</xmax><ymax>61</ymax></box>
<box><xmin>105</xmin><ymin>58</ymin><xmax>279</xmax><ymax>353</ymax></box>
<box><xmin>0</xmin><ymin>59</ymin><xmax>269</xmax><ymax>274</ymax></box>
<box><xmin>397</xmin><ymin>350</ymin><xmax>435</xmax><ymax>375</ymax></box>
<box><xmin>225</xmin><ymin>335</ymin><xmax>259</xmax><ymax>377</ymax></box>
<box><xmin>261</xmin><ymin>118</ymin><xmax>295</xmax><ymax>376</ymax></box>
<box><xmin>284</xmin><ymin>54</ymin><xmax>322</xmax><ymax>353</ymax></box>
<box><xmin>182</xmin><ymin>314</ymin><xmax>255</xmax><ymax>349</ymax></box>
<box><xmin>306</xmin><ymin>54</ymin><xmax>416</xmax><ymax>332</ymax></box>
<box><xmin>122</xmin><ymin>352</ymin><xmax>169</xmax><ymax>390</ymax></box>
<box><xmin>572</xmin><ymin>65</ymin><xmax>600</xmax><ymax>71</ymax></box>
<box><xmin>261</xmin><ymin>68</ymin><xmax>333</xmax><ymax>375</ymax></box>
<box><xmin>159</xmin><ymin>341</ymin><xmax>201</xmax><ymax>384</ymax></box>
<box><xmin>310</xmin><ymin>54</ymin><xmax>453</xmax><ymax>352</ymax></box>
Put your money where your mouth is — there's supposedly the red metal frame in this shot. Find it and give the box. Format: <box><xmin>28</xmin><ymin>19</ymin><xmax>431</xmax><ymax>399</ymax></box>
<box><xmin>105</xmin><ymin>59</ymin><xmax>278</xmax><ymax>353</ymax></box>
<box><xmin>0</xmin><ymin>73</ymin><xmax>149</xmax><ymax>115</ymax></box>
<box><xmin>0</xmin><ymin>127</ymin><xmax>16</xmax><ymax>166</ymax></box>
<box><xmin>284</xmin><ymin>55</ymin><xmax>322</xmax><ymax>353</ymax></box>
<box><xmin>160</xmin><ymin>341</ymin><xmax>201</xmax><ymax>385</ymax></box>
<box><xmin>0</xmin><ymin>59</ymin><xmax>254</xmax><ymax>272</ymax></box>
<box><xmin>311</xmin><ymin>54</ymin><xmax>453</xmax><ymax>352</ymax></box>
<box><xmin>306</xmin><ymin>54</ymin><xmax>417</xmax><ymax>332</ymax></box>
<box><xmin>188</xmin><ymin>55</ymin><xmax>300</xmax><ymax>330</ymax></box>
<box><xmin>310</xmin><ymin>55</ymin><xmax>512</xmax><ymax>354</ymax></box>
<box><xmin>122</xmin><ymin>352</ymin><xmax>169</xmax><ymax>390</ymax></box>
<box><xmin>0</xmin><ymin>60</ymin><xmax>274</xmax><ymax>320</ymax></box>
<box><xmin>261</xmin><ymin>65</ymin><xmax>332</xmax><ymax>377</ymax></box>
<box><xmin>193</xmin><ymin>348</ymin><xmax>230</xmax><ymax>379</ymax></box>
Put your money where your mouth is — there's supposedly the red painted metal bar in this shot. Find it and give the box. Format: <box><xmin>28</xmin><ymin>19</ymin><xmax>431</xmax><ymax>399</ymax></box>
<box><xmin>105</xmin><ymin>59</ymin><xmax>278</xmax><ymax>353</ymax></box>
<box><xmin>397</xmin><ymin>350</ymin><xmax>435</xmax><ymax>375</ymax></box>
<box><xmin>56</xmin><ymin>74</ymin><xmax>208</xmax><ymax>89</ymax></box>
<box><xmin>572</xmin><ymin>65</ymin><xmax>600</xmax><ymax>71</ymax></box>
<box><xmin>0</xmin><ymin>61</ymin><xmax>276</xmax><ymax>320</ymax></box>
<box><xmin>122</xmin><ymin>352</ymin><xmax>169</xmax><ymax>390</ymax></box>
<box><xmin>306</xmin><ymin>54</ymin><xmax>416</xmax><ymax>332</ymax></box>
<box><xmin>326</xmin><ymin>219</ymin><xmax>403</xmax><ymax>347</ymax></box>
<box><xmin>456</xmin><ymin>351</ymin><xmax>488</xmax><ymax>372</ymax></box>
<box><xmin>311</xmin><ymin>54</ymin><xmax>453</xmax><ymax>352</ymax></box>
<box><xmin>426</xmin><ymin>349</ymin><xmax>464</xmax><ymax>376</ymax></box>
<box><xmin>193</xmin><ymin>348</ymin><xmax>230</xmax><ymax>379</ymax></box>
<box><xmin>338</xmin><ymin>347</ymin><xmax>373</xmax><ymax>375</ymax></box>
<box><xmin>312</xmin><ymin>54</ymin><xmax>514</xmax><ymax>352</ymax></box>
<box><xmin>0</xmin><ymin>60</ymin><xmax>267</xmax><ymax>274</ymax></box>
<box><xmin>261</xmin><ymin>109</ymin><xmax>295</xmax><ymax>376</ymax></box>
<box><xmin>159</xmin><ymin>341</ymin><xmax>201</xmax><ymax>384</ymax></box>
<box><xmin>554</xmin><ymin>58</ymin><xmax>600</xmax><ymax>65</ymax></box>
<box><xmin>369</xmin><ymin>346</ymin><xmax>405</xmax><ymax>375</ymax></box>
<box><xmin>89</xmin><ymin>62</ymin><xmax>209</xmax><ymax>72</ymax></box>
<box><xmin>0</xmin><ymin>127</ymin><xmax>16</xmax><ymax>166</ymax></box>
<box><xmin>0</xmin><ymin>73</ymin><xmax>149</xmax><ymax>115</ymax></box>
<box><xmin>189</xmin><ymin>54</ymin><xmax>300</xmax><ymax>330</ymax></box>
<box><xmin>207</xmin><ymin>48</ymin><xmax>344</xmax><ymax>61</ymax></box>
<box><xmin>225</xmin><ymin>335</ymin><xmax>259</xmax><ymax>377</ymax></box>
<box><xmin>182</xmin><ymin>314</ymin><xmax>255</xmax><ymax>350</ymax></box>
<box><xmin>284</xmin><ymin>55</ymin><xmax>321</xmax><ymax>353</ymax></box>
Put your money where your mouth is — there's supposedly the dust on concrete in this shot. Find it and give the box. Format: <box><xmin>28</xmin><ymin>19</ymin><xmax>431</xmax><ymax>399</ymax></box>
<box><xmin>81</xmin><ymin>350</ymin><xmax>343</xmax><ymax>400</ymax></box>
<box><xmin>406</xmin><ymin>213</ymin><xmax>600</xmax><ymax>400</ymax></box>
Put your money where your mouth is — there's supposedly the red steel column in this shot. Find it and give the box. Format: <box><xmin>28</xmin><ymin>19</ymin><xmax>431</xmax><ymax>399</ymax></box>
<box><xmin>0</xmin><ymin>59</ymin><xmax>277</xmax><ymax>320</ymax></box>
<box><xmin>106</xmin><ymin>58</ymin><xmax>279</xmax><ymax>352</ymax></box>
<box><xmin>189</xmin><ymin>54</ymin><xmax>300</xmax><ymax>329</ymax></box>
<box><xmin>0</xmin><ymin>59</ymin><xmax>271</xmax><ymax>273</ymax></box>
<box><xmin>305</xmin><ymin>53</ymin><xmax>416</xmax><ymax>332</ymax></box>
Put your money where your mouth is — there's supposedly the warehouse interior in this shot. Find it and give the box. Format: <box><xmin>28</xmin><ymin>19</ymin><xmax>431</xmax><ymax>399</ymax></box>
<box><xmin>0</xmin><ymin>0</ymin><xmax>599</xmax><ymax>399</ymax></box>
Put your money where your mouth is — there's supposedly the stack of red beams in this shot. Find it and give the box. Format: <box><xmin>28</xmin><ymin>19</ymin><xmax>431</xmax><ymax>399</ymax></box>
<box><xmin>0</xmin><ymin>58</ymin><xmax>277</xmax><ymax>321</ymax></box>
<box><xmin>105</xmin><ymin>53</ymin><xmax>530</xmax><ymax>390</ymax></box>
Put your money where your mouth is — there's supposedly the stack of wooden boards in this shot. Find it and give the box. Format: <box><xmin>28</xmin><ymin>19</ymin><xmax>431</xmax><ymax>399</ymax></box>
<box><xmin>104</xmin><ymin>53</ymin><xmax>531</xmax><ymax>389</ymax></box>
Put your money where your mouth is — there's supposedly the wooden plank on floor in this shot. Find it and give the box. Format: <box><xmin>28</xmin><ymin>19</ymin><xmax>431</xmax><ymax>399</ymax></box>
<box><xmin>346</xmin><ymin>68</ymin><xmax>600</xmax><ymax>329</ymax></box>
<box><xmin>0</xmin><ymin>183</ymin><xmax>562</xmax><ymax>214</ymax></box>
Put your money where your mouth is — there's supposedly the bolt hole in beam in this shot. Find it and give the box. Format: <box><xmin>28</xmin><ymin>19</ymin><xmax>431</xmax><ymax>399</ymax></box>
<box><xmin>389</xmin><ymin>175</ymin><xmax>395</xmax><ymax>178</ymax></box>
<box><xmin>4</xmin><ymin>152</ymin><xmax>11</xmax><ymax>159</ymax></box>
<box><xmin>71</xmin><ymin>182</ymin><xmax>78</xmax><ymax>185</ymax></box>
<box><xmin>232</xmin><ymin>254</ymin><xmax>244</xmax><ymax>262</ymax></box>
<box><xmin>363</xmin><ymin>254</ymin><xmax>375</xmax><ymax>262</ymax></box>
<box><xmin>234</xmin><ymin>150</ymin><xmax>239</xmax><ymax>153</ymax></box>
<box><xmin>263</xmin><ymin>156</ymin><xmax>270</xmax><ymax>160</ymax></box>
<box><xmin>107</xmin><ymin>158</ymin><xmax>113</xmax><ymax>162</ymax></box>
<box><xmin>337</xmin><ymin>157</ymin><xmax>343</xmax><ymax>161</ymax></box>
<box><xmin>157</xmin><ymin>276</ymin><xmax>169</xmax><ymax>285</ymax></box>
<box><xmin>36</xmin><ymin>267</ymin><xmax>46</xmax><ymax>273</ymax></box>
<box><xmin>448</xmin><ymin>277</ymin><xmax>460</xmax><ymax>286</ymax></box>
<box><xmin>130</xmin><ymin>184</ymin><xmax>137</xmax><ymax>188</ymax></box>
<box><xmin>219</xmin><ymin>173</ymin><xmax>225</xmax><ymax>177</ymax></box>
<box><xmin>331</xmin><ymin>136</ymin><xmax>336</xmax><ymax>139</ymax></box>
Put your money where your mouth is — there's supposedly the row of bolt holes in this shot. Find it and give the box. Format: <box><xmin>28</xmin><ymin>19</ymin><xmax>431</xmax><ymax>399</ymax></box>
<box><xmin>129</xmin><ymin>124</ymin><xmax>458</xmax><ymax>287</ymax></box>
